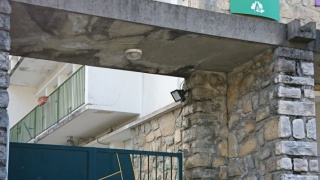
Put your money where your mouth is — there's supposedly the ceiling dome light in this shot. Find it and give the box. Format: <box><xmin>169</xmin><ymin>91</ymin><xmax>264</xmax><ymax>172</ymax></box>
<box><xmin>125</xmin><ymin>49</ymin><xmax>142</xmax><ymax>60</ymax></box>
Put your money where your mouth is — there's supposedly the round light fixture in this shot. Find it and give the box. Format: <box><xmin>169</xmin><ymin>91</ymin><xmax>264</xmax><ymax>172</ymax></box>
<box><xmin>125</xmin><ymin>49</ymin><xmax>142</xmax><ymax>60</ymax></box>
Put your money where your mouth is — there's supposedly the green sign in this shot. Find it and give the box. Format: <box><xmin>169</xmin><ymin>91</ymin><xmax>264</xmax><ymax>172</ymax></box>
<box><xmin>230</xmin><ymin>0</ymin><xmax>280</xmax><ymax>21</ymax></box>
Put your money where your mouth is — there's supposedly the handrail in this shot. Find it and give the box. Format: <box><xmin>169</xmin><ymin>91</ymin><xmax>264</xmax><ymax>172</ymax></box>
<box><xmin>10</xmin><ymin>66</ymin><xmax>85</xmax><ymax>143</ymax></box>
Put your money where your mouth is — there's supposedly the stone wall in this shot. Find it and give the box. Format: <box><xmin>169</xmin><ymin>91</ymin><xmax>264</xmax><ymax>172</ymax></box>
<box><xmin>227</xmin><ymin>47</ymin><xmax>318</xmax><ymax>179</ymax></box>
<box><xmin>131</xmin><ymin>109</ymin><xmax>183</xmax><ymax>179</ymax></box>
<box><xmin>131</xmin><ymin>46</ymin><xmax>318</xmax><ymax>179</ymax></box>
<box><xmin>132</xmin><ymin>71</ymin><xmax>228</xmax><ymax>179</ymax></box>
<box><xmin>0</xmin><ymin>0</ymin><xmax>10</xmax><ymax>179</ymax></box>
<box><xmin>156</xmin><ymin>0</ymin><xmax>320</xmax><ymax>29</ymax></box>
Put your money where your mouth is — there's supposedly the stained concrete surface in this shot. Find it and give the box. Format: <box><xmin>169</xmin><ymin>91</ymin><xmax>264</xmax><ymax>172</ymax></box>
<box><xmin>10</xmin><ymin>2</ymin><xmax>274</xmax><ymax>77</ymax></box>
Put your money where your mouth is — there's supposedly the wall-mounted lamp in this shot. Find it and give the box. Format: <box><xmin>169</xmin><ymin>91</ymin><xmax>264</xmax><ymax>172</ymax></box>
<box><xmin>171</xmin><ymin>89</ymin><xmax>186</xmax><ymax>102</ymax></box>
<box><xmin>125</xmin><ymin>49</ymin><xmax>142</xmax><ymax>60</ymax></box>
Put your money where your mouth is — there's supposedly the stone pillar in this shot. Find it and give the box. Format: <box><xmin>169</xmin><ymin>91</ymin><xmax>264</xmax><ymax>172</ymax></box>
<box><xmin>227</xmin><ymin>47</ymin><xmax>318</xmax><ymax>179</ymax></box>
<box><xmin>0</xmin><ymin>0</ymin><xmax>10</xmax><ymax>179</ymax></box>
<box><xmin>182</xmin><ymin>71</ymin><xmax>228</xmax><ymax>179</ymax></box>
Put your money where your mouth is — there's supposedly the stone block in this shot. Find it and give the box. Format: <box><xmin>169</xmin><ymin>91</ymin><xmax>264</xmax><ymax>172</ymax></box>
<box><xmin>256</xmin><ymin>148</ymin><xmax>271</xmax><ymax>160</ymax></box>
<box><xmin>0</xmin><ymin>108</ymin><xmax>8</xmax><ymax>128</ymax></box>
<box><xmin>190</xmin><ymin>168</ymin><xmax>219</xmax><ymax>179</ymax></box>
<box><xmin>274</xmin><ymin>58</ymin><xmax>296</xmax><ymax>73</ymax></box>
<box><xmin>185</xmin><ymin>153</ymin><xmax>211</xmax><ymax>169</ymax></box>
<box><xmin>218</xmin><ymin>140</ymin><xmax>228</xmax><ymax>157</ymax></box>
<box><xmin>306</xmin><ymin>119</ymin><xmax>316</xmax><ymax>140</ymax></box>
<box><xmin>277</xmin><ymin>158</ymin><xmax>292</xmax><ymax>170</ymax></box>
<box><xmin>0</xmin><ymin>90</ymin><xmax>8</xmax><ymax>108</ymax></box>
<box><xmin>242</xmin><ymin>93</ymin><xmax>253</xmax><ymax>113</ymax></box>
<box><xmin>0</xmin><ymin>30</ymin><xmax>10</xmax><ymax>51</ymax></box>
<box><xmin>277</xmin><ymin>86</ymin><xmax>301</xmax><ymax>99</ymax></box>
<box><xmin>301</xmin><ymin>62</ymin><xmax>314</xmax><ymax>76</ymax></box>
<box><xmin>239</xmin><ymin>136</ymin><xmax>257</xmax><ymax>157</ymax></box>
<box><xmin>281</xmin><ymin>174</ymin><xmax>318</xmax><ymax>180</ymax></box>
<box><xmin>264</xmin><ymin>119</ymin><xmax>278</xmax><ymax>141</ymax></box>
<box><xmin>228</xmin><ymin>158</ymin><xmax>245</xmax><ymax>176</ymax></box>
<box><xmin>174</xmin><ymin>130</ymin><xmax>181</xmax><ymax>143</ymax></box>
<box><xmin>278</xmin><ymin>116</ymin><xmax>291</xmax><ymax>138</ymax></box>
<box><xmin>0</xmin><ymin>0</ymin><xmax>11</xmax><ymax>14</ymax></box>
<box><xmin>228</xmin><ymin>133</ymin><xmax>238</xmax><ymax>158</ymax></box>
<box><xmin>0</xmin><ymin>52</ymin><xmax>9</xmax><ymax>71</ymax></box>
<box><xmin>309</xmin><ymin>159</ymin><xmax>319</xmax><ymax>172</ymax></box>
<box><xmin>277</xmin><ymin>100</ymin><xmax>315</xmax><ymax>116</ymax></box>
<box><xmin>0</xmin><ymin>14</ymin><xmax>9</xmax><ymax>31</ymax></box>
<box><xmin>158</xmin><ymin>112</ymin><xmax>176</xmax><ymax>136</ymax></box>
<box><xmin>219</xmin><ymin>166</ymin><xmax>228</xmax><ymax>179</ymax></box>
<box><xmin>292</xmin><ymin>119</ymin><xmax>305</xmax><ymax>139</ymax></box>
<box><xmin>256</xmin><ymin>106</ymin><xmax>270</xmax><ymax>121</ymax></box>
<box><xmin>304</xmin><ymin>89</ymin><xmax>315</xmax><ymax>99</ymax></box>
<box><xmin>0</xmin><ymin>71</ymin><xmax>8</xmax><ymax>88</ymax></box>
<box><xmin>183</xmin><ymin>126</ymin><xmax>212</xmax><ymax>143</ymax></box>
<box><xmin>274</xmin><ymin>75</ymin><xmax>314</xmax><ymax>86</ymax></box>
<box><xmin>275</xmin><ymin>141</ymin><xmax>317</xmax><ymax>156</ymax></box>
<box><xmin>275</xmin><ymin>47</ymin><xmax>313</xmax><ymax>61</ymax></box>
<box><xmin>294</xmin><ymin>158</ymin><xmax>308</xmax><ymax>172</ymax></box>
<box><xmin>146</xmin><ymin>133</ymin><xmax>154</xmax><ymax>143</ymax></box>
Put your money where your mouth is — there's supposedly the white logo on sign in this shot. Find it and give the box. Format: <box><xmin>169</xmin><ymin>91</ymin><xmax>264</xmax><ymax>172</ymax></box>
<box><xmin>251</xmin><ymin>1</ymin><xmax>265</xmax><ymax>13</ymax></box>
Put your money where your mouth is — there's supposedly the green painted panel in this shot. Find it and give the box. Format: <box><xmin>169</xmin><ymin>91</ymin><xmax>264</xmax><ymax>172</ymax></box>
<box><xmin>230</xmin><ymin>0</ymin><xmax>280</xmax><ymax>21</ymax></box>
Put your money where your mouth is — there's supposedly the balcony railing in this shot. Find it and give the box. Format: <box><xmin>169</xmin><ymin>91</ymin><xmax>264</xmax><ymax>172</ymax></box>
<box><xmin>10</xmin><ymin>66</ymin><xmax>85</xmax><ymax>143</ymax></box>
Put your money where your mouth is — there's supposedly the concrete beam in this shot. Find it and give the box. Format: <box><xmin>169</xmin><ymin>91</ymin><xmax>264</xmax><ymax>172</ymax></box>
<box><xmin>11</xmin><ymin>0</ymin><xmax>287</xmax><ymax>46</ymax></box>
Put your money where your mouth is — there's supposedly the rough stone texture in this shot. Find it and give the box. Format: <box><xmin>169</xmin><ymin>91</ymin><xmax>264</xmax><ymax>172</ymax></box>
<box><xmin>304</xmin><ymin>89</ymin><xmax>315</xmax><ymax>99</ymax></box>
<box><xmin>0</xmin><ymin>71</ymin><xmax>8</xmax><ymax>89</ymax></box>
<box><xmin>132</xmin><ymin>71</ymin><xmax>228</xmax><ymax>179</ymax></box>
<box><xmin>0</xmin><ymin>14</ymin><xmax>9</xmax><ymax>31</ymax></box>
<box><xmin>0</xmin><ymin>3</ymin><xmax>9</xmax><ymax>179</ymax></box>
<box><xmin>277</xmin><ymin>158</ymin><xmax>292</xmax><ymax>170</ymax></box>
<box><xmin>294</xmin><ymin>158</ymin><xmax>308</xmax><ymax>172</ymax></box>
<box><xmin>277</xmin><ymin>100</ymin><xmax>315</xmax><ymax>116</ymax></box>
<box><xmin>274</xmin><ymin>75</ymin><xmax>314</xmax><ymax>86</ymax></box>
<box><xmin>0</xmin><ymin>30</ymin><xmax>10</xmax><ymax>51</ymax></box>
<box><xmin>0</xmin><ymin>90</ymin><xmax>8</xmax><ymax>108</ymax></box>
<box><xmin>301</xmin><ymin>62</ymin><xmax>314</xmax><ymax>76</ymax></box>
<box><xmin>0</xmin><ymin>52</ymin><xmax>9</xmax><ymax>71</ymax></box>
<box><xmin>277</xmin><ymin>86</ymin><xmax>301</xmax><ymax>99</ymax></box>
<box><xmin>309</xmin><ymin>160</ymin><xmax>318</xmax><ymax>172</ymax></box>
<box><xmin>227</xmin><ymin>47</ymin><xmax>317</xmax><ymax>179</ymax></box>
<box><xmin>292</xmin><ymin>119</ymin><xmax>305</xmax><ymax>139</ymax></box>
<box><xmin>275</xmin><ymin>141</ymin><xmax>317</xmax><ymax>156</ymax></box>
<box><xmin>278</xmin><ymin>116</ymin><xmax>291</xmax><ymax>138</ymax></box>
<box><xmin>280</xmin><ymin>174</ymin><xmax>318</xmax><ymax>180</ymax></box>
<box><xmin>306</xmin><ymin>118</ymin><xmax>316</xmax><ymax>140</ymax></box>
<box><xmin>0</xmin><ymin>0</ymin><xmax>11</xmax><ymax>14</ymax></box>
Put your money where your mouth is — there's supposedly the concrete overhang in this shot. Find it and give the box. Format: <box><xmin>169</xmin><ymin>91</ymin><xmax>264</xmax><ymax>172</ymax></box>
<box><xmin>9</xmin><ymin>0</ymin><xmax>320</xmax><ymax>79</ymax></box>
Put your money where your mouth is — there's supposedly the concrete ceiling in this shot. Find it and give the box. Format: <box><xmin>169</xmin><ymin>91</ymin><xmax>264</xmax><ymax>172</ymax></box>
<box><xmin>9</xmin><ymin>0</ymin><xmax>320</xmax><ymax>83</ymax></box>
<box><xmin>10</xmin><ymin>2</ymin><xmax>273</xmax><ymax>77</ymax></box>
<box><xmin>10</xmin><ymin>57</ymin><xmax>60</xmax><ymax>87</ymax></box>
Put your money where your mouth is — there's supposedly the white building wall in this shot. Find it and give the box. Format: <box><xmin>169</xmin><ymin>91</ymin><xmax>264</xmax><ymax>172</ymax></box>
<box><xmin>8</xmin><ymin>85</ymin><xmax>38</xmax><ymax>128</ymax></box>
<box><xmin>86</xmin><ymin>67</ymin><xmax>142</xmax><ymax>114</ymax></box>
<box><xmin>141</xmin><ymin>73</ymin><xmax>183</xmax><ymax>117</ymax></box>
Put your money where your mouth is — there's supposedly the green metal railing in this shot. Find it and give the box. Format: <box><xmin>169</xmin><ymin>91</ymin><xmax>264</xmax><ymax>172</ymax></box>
<box><xmin>10</xmin><ymin>143</ymin><xmax>183</xmax><ymax>180</ymax></box>
<box><xmin>132</xmin><ymin>150</ymin><xmax>183</xmax><ymax>180</ymax></box>
<box><xmin>10</xmin><ymin>66</ymin><xmax>85</xmax><ymax>143</ymax></box>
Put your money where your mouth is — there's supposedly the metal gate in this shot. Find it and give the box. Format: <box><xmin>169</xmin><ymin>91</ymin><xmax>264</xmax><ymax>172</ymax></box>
<box><xmin>9</xmin><ymin>143</ymin><xmax>183</xmax><ymax>180</ymax></box>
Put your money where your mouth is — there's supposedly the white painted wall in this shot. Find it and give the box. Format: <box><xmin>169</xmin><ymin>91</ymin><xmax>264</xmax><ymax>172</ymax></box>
<box><xmin>141</xmin><ymin>73</ymin><xmax>183</xmax><ymax>117</ymax></box>
<box><xmin>86</xmin><ymin>66</ymin><xmax>183</xmax><ymax>116</ymax></box>
<box><xmin>86</xmin><ymin>67</ymin><xmax>142</xmax><ymax>114</ymax></box>
<box><xmin>8</xmin><ymin>85</ymin><xmax>38</xmax><ymax>128</ymax></box>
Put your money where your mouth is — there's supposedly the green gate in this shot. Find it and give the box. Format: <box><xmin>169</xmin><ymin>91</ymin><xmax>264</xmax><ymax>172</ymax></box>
<box><xmin>9</xmin><ymin>143</ymin><xmax>183</xmax><ymax>180</ymax></box>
